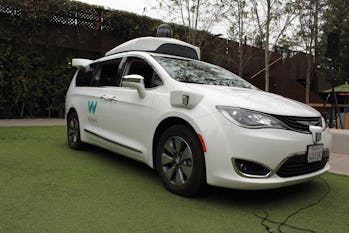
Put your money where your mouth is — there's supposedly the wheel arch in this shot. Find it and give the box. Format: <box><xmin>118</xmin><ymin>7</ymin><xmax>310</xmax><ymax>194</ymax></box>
<box><xmin>67</xmin><ymin>107</ymin><xmax>78</xmax><ymax>120</ymax></box>
<box><xmin>66</xmin><ymin>107</ymin><xmax>81</xmax><ymax>130</ymax></box>
<box><xmin>66</xmin><ymin>106</ymin><xmax>86</xmax><ymax>150</ymax></box>
<box><xmin>152</xmin><ymin>116</ymin><xmax>203</xmax><ymax>168</ymax></box>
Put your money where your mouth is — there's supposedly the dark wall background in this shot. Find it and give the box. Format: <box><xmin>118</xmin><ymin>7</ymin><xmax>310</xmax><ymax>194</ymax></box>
<box><xmin>0</xmin><ymin>0</ymin><xmax>322</xmax><ymax>118</ymax></box>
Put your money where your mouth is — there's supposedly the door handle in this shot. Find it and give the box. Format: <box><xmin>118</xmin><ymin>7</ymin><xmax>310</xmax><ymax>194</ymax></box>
<box><xmin>100</xmin><ymin>95</ymin><xmax>118</xmax><ymax>102</ymax></box>
<box><xmin>110</xmin><ymin>96</ymin><xmax>118</xmax><ymax>102</ymax></box>
<box><xmin>100</xmin><ymin>94</ymin><xmax>108</xmax><ymax>100</ymax></box>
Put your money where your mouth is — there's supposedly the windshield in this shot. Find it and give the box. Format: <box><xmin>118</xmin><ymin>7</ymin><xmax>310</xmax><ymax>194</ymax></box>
<box><xmin>153</xmin><ymin>56</ymin><xmax>255</xmax><ymax>89</ymax></box>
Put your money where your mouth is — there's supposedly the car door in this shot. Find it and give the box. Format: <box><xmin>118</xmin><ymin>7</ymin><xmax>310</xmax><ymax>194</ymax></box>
<box><xmin>88</xmin><ymin>56</ymin><xmax>162</xmax><ymax>162</ymax></box>
<box><xmin>82</xmin><ymin>59</ymin><xmax>120</xmax><ymax>148</ymax></box>
<box><xmin>70</xmin><ymin>63</ymin><xmax>103</xmax><ymax>142</ymax></box>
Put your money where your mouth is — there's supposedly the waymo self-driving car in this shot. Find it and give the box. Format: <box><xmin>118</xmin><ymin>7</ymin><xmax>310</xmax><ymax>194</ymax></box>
<box><xmin>66</xmin><ymin>36</ymin><xmax>331</xmax><ymax>196</ymax></box>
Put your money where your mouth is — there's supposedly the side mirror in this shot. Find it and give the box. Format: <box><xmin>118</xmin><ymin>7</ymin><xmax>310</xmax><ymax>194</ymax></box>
<box><xmin>122</xmin><ymin>74</ymin><xmax>146</xmax><ymax>98</ymax></box>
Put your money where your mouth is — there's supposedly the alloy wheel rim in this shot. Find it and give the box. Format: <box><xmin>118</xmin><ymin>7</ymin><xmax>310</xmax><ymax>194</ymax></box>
<box><xmin>161</xmin><ymin>136</ymin><xmax>193</xmax><ymax>186</ymax></box>
<box><xmin>68</xmin><ymin>117</ymin><xmax>79</xmax><ymax>144</ymax></box>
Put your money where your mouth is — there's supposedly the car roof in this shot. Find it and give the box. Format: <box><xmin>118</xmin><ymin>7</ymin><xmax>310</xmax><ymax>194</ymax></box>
<box><xmin>105</xmin><ymin>37</ymin><xmax>200</xmax><ymax>60</ymax></box>
<box><xmin>90</xmin><ymin>51</ymin><xmax>198</xmax><ymax>68</ymax></box>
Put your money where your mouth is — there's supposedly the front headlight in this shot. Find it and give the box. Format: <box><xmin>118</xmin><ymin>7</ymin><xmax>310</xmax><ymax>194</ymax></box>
<box><xmin>216</xmin><ymin>106</ymin><xmax>288</xmax><ymax>129</ymax></box>
<box><xmin>321</xmin><ymin>116</ymin><xmax>328</xmax><ymax>131</ymax></box>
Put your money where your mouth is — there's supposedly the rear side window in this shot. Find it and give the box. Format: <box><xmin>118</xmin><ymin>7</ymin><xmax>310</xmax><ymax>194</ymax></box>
<box><xmin>76</xmin><ymin>68</ymin><xmax>93</xmax><ymax>87</ymax></box>
<box><xmin>92</xmin><ymin>59</ymin><xmax>121</xmax><ymax>87</ymax></box>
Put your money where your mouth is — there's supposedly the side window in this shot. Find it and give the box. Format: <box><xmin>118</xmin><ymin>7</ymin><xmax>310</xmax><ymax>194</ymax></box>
<box><xmin>91</xmin><ymin>59</ymin><xmax>121</xmax><ymax>87</ymax></box>
<box><xmin>152</xmin><ymin>73</ymin><xmax>163</xmax><ymax>87</ymax></box>
<box><xmin>76</xmin><ymin>67</ymin><xmax>93</xmax><ymax>87</ymax></box>
<box><xmin>123</xmin><ymin>58</ymin><xmax>163</xmax><ymax>88</ymax></box>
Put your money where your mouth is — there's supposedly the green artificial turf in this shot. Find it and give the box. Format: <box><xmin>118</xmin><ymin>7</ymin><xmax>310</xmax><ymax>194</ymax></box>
<box><xmin>0</xmin><ymin>126</ymin><xmax>348</xmax><ymax>233</ymax></box>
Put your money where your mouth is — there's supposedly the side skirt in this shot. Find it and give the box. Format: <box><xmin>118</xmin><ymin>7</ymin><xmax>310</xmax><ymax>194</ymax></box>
<box><xmin>84</xmin><ymin>129</ymin><xmax>143</xmax><ymax>154</ymax></box>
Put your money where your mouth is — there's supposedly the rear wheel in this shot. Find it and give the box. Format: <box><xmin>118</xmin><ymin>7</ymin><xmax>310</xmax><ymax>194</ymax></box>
<box><xmin>156</xmin><ymin>125</ymin><xmax>206</xmax><ymax>196</ymax></box>
<box><xmin>67</xmin><ymin>111</ymin><xmax>84</xmax><ymax>150</ymax></box>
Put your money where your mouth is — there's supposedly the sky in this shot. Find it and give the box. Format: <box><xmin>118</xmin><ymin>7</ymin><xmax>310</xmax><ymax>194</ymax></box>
<box><xmin>77</xmin><ymin>0</ymin><xmax>228</xmax><ymax>37</ymax></box>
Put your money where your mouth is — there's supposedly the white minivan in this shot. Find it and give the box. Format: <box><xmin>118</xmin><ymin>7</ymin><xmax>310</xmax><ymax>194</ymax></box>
<box><xmin>65</xmin><ymin>37</ymin><xmax>331</xmax><ymax>196</ymax></box>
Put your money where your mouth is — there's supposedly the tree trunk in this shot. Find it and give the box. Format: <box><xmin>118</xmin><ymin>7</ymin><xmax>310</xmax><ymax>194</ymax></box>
<box><xmin>305</xmin><ymin>54</ymin><xmax>312</xmax><ymax>104</ymax></box>
<box><xmin>192</xmin><ymin>0</ymin><xmax>200</xmax><ymax>45</ymax></box>
<box><xmin>238</xmin><ymin>0</ymin><xmax>243</xmax><ymax>77</ymax></box>
<box><xmin>264</xmin><ymin>0</ymin><xmax>271</xmax><ymax>92</ymax></box>
<box><xmin>265</xmin><ymin>47</ymin><xmax>270</xmax><ymax>92</ymax></box>
<box><xmin>239</xmin><ymin>43</ymin><xmax>243</xmax><ymax>77</ymax></box>
<box><xmin>185</xmin><ymin>0</ymin><xmax>191</xmax><ymax>43</ymax></box>
<box><xmin>313</xmin><ymin>0</ymin><xmax>319</xmax><ymax>92</ymax></box>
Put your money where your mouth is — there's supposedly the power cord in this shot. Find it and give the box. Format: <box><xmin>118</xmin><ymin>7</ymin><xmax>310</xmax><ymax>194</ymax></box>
<box><xmin>254</xmin><ymin>177</ymin><xmax>330</xmax><ymax>233</ymax></box>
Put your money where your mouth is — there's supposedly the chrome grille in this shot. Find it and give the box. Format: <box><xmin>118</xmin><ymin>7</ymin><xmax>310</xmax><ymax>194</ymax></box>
<box><xmin>273</xmin><ymin>116</ymin><xmax>322</xmax><ymax>133</ymax></box>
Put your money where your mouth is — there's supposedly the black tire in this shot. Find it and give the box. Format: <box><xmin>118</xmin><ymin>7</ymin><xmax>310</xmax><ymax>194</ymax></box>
<box><xmin>155</xmin><ymin>125</ymin><xmax>206</xmax><ymax>196</ymax></box>
<box><xmin>67</xmin><ymin>111</ymin><xmax>84</xmax><ymax>150</ymax></box>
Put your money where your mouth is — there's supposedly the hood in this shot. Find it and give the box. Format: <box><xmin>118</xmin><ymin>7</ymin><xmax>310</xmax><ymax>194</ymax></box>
<box><xmin>186</xmin><ymin>84</ymin><xmax>320</xmax><ymax>117</ymax></box>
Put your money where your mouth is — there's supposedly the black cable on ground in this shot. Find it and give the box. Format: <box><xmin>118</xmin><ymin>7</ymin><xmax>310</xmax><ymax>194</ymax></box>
<box><xmin>254</xmin><ymin>177</ymin><xmax>330</xmax><ymax>233</ymax></box>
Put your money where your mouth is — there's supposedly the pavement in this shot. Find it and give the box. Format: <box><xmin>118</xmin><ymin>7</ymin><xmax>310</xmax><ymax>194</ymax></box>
<box><xmin>329</xmin><ymin>128</ymin><xmax>349</xmax><ymax>155</ymax></box>
<box><xmin>0</xmin><ymin>118</ymin><xmax>65</xmax><ymax>126</ymax></box>
<box><xmin>0</xmin><ymin>118</ymin><xmax>348</xmax><ymax>176</ymax></box>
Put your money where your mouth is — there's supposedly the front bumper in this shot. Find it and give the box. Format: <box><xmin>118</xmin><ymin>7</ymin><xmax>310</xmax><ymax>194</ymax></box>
<box><xmin>195</xmin><ymin>111</ymin><xmax>332</xmax><ymax>190</ymax></box>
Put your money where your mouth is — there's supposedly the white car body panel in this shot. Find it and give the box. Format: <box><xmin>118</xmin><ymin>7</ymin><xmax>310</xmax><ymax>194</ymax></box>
<box><xmin>186</xmin><ymin>84</ymin><xmax>320</xmax><ymax>117</ymax></box>
<box><xmin>71</xmin><ymin>58</ymin><xmax>93</xmax><ymax>68</ymax></box>
<box><xmin>97</xmin><ymin>87</ymin><xmax>154</xmax><ymax>158</ymax></box>
<box><xmin>105</xmin><ymin>36</ymin><xmax>200</xmax><ymax>59</ymax></box>
<box><xmin>65</xmin><ymin>37</ymin><xmax>332</xmax><ymax>191</ymax></box>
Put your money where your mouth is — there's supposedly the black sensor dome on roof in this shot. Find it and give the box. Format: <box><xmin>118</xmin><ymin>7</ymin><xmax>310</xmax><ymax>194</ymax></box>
<box><xmin>156</xmin><ymin>24</ymin><xmax>173</xmax><ymax>38</ymax></box>
<box><xmin>105</xmin><ymin>37</ymin><xmax>200</xmax><ymax>60</ymax></box>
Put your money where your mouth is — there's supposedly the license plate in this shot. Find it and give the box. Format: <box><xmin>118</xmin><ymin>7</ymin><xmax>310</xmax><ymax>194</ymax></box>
<box><xmin>307</xmin><ymin>144</ymin><xmax>323</xmax><ymax>163</ymax></box>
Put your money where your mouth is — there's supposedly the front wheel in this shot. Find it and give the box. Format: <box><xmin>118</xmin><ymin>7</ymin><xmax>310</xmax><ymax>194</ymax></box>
<box><xmin>156</xmin><ymin>125</ymin><xmax>206</xmax><ymax>196</ymax></box>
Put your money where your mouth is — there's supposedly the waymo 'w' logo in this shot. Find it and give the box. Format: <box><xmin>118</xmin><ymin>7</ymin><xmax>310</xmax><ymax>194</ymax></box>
<box><xmin>88</xmin><ymin>100</ymin><xmax>97</xmax><ymax>114</ymax></box>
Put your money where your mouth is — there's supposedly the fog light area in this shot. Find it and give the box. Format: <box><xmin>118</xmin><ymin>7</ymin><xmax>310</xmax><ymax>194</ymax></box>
<box><xmin>234</xmin><ymin>159</ymin><xmax>270</xmax><ymax>177</ymax></box>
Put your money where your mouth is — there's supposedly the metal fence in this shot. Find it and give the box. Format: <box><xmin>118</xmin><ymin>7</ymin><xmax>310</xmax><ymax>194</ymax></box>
<box><xmin>0</xmin><ymin>1</ymin><xmax>148</xmax><ymax>57</ymax></box>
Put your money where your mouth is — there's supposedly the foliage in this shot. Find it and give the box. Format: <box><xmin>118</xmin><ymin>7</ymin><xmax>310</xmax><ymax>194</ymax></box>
<box><xmin>249</xmin><ymin>0</ymin><xmax>297</xmax><ymax>91</ymax></box>
<box><xmin>321</xmin><ymin>0</ymin><xmax>349</xmax><ymax>84</ymax></box>
<box><xmin>0</xmin><ymin>0</ymin><xmax>214</xmax><ymax>118</ymax></box>
<box><xmin>148</xmin><ymin>0</ymin><xmax>224</xmax><ymax>45</ymax></box>
<box><xmin>220</xmin><ymin>0</ymin><xmax>251</xmax><ymax>77</ymax></box>
<box><xmin>106</xmin><ymin>10</ymin><xmax>163</xmax><ymax>42</ymax></box>
<box><xmin>0</xmin><ymin>0</ymin><xmax>91</xmax><ymax>118</ymax></box>
<box><xmin>0</xmin><ymin>39</ymin><xmax>74</xmax><ymax>118</ymax></box>
<box><xmin>4</xmin><ymin>0</ymin><xmax>340</xmax><ymax>118</ymax></box>
<box><xmin>291</xmin><ymin>0</ymin><xmax>324</xmax><ymax>103</ymax></box>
